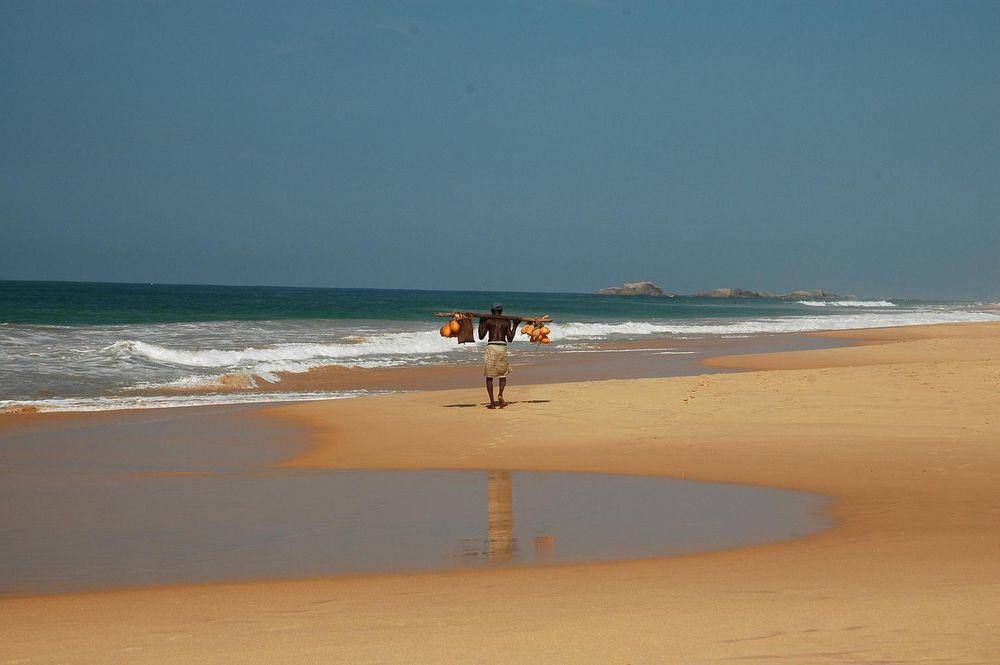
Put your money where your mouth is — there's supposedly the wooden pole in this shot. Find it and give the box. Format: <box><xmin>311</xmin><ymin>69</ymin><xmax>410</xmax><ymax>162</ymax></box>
<box><xmin>434</xmin><ymin>311</ymin><xmax>552</xmax><ymax>323</ymax></box>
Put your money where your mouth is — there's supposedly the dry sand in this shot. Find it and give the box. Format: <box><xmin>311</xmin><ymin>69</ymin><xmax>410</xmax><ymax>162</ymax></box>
<box><xmin>3</xmin><ymin>322</ymin><xmax>999</xmax><ymax>663</ymax></box>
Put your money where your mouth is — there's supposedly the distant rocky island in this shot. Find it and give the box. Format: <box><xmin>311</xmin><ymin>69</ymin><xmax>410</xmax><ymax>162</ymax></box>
<box><xmin>597</xmin><ymin>281</ymin><xmax>675</xmax><ymax>297</ymax></box>
<box><xmin>597</xmin><ymin>283</ymin><xmax>853</xmax><ymax>300</ymax></box>
<box><xmin>695</xmin><ymin>288</ymin><xmax>853</xmax><ymax>300</ymax></box>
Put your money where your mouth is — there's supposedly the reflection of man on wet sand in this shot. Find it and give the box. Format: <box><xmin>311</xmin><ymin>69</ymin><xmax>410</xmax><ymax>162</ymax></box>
<box><xmin>478</xmin><ymin>303</ymin><xmax>520</xmax><ymax>409</ymax></box>
<box><xmin>487</xmin><ymin>470</ymin><xmax>515</xmax><ymax>561</ymax></box>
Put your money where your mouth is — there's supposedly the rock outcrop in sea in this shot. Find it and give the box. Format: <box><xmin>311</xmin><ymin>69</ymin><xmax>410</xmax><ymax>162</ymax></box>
<box><xmin>598</xmin><ymin>283</ymin><xmax>853</xmax><ymax>300</ymax></box>
<box><xmin>696</xmin><ymin>288</ymin><xmax>773</xmax><ymax>299</ymax></box>
<box><xmin>784</xmin><ymin>289</ymin><xmax>847</xmax><ymax>300</ymax></box>
<box><xmin>597</xmin><ymin>281</ymin><xmax>674</xmax><ymax>297</ymax></box>
<box><xmin>695</xmin><ymin>288</ymin><xmax>852</xmax><ymax>300</ymax></box>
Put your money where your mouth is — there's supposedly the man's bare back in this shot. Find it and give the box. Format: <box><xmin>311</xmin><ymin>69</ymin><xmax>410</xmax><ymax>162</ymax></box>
<box><xmin>479</xmin><ymin>316</ymin><xmax>517</xmax><ymax>343</ymax></box>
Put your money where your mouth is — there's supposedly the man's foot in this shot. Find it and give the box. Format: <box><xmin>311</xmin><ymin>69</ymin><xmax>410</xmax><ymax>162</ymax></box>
<box><xmin>486</xmin><ymin>402</ymin><xmax>497</xmax><ymax>410</ymax></box>
<box><xmin>498</xmin><ymin>397</ymin><xmax>506</xmax><ymax>408</ymax></box>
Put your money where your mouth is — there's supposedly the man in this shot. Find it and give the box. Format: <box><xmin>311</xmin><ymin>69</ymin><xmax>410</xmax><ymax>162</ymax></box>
<box><xmin>478</xmin><ymin>303</ymin><xmax>520</xmax><ymax>409</ymax></box>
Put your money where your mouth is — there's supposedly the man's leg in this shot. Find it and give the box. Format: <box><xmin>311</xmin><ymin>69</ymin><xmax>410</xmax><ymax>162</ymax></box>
<box><xmin>486</xmin><ymin>377</ymin><xmax>496</xmax><ymax>408</ymax></box>
<box><xmin>498</xmin><ymin>378</ymin><xmax>507</xmax><ymax>407</ymax></box>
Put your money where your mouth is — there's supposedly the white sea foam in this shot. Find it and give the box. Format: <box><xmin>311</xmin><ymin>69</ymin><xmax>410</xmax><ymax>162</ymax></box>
<box><xmin>554</xmin><ymin>310</ymin><xmax>999</xmax><ymax>339</ymax></box>
<box><xmin>4</xmin><ymin>305</ymin><xmax>998</xmax><ymax>413</ymax></box>
<box><xmin>60</xmin><ymin>309</ymin><xmax>1000</xmax><ymax>382</ymax></box>
<box><xmin>88</xmin><ymin>328</ymin><xmax>486</xmax><ymax>390</ymax></box>
<box><xmin>0</xmin><ymin>390</ymin><xmax>375</xmax><ymax>413</ymax></box>
<box><xmin>104</xmin><ymin>330</ymin><xmax>456</xmax><ymax>369</ymax></box>
<box><xmin>130</xmin><ymin>375</ymin><xmax>245</xmax><ymax>390</ymax></box>
<box><xmin>796</xmin><ymin>300</ymin><xmax>897</xmax><ymax>308</ymax></box>
<box><xmin>553</xmin><ymin>321</ymin><xmax>682</xmax><ymax>339</ymax></box>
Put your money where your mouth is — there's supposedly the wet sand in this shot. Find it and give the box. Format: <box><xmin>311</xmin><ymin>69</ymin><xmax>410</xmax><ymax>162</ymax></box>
<box><xmin>1</xmin><ymin>448</ymin><xmax>829</xmax><ymax>594</ymax></box>
<box><xmin>2</xmin><ymin>323</ymin><xmax>1000</xmax><ymax>663</ymax></box>
<box><xmin>0</xmin><ymin>334</ymin><xmax>836</xmax><ymax>595</ymax></box>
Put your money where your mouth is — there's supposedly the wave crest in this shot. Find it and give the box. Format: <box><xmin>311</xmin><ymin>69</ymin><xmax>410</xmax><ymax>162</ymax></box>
<box><xmin>554</xmin><ymin>309</ymin><xmax>998</xmax><ymax>339</ymax></box>
<box><xmin>797</xmin><ymin>300</ymin><xmax>896</xmax><ymax>308</ymax></box>
<box><xmin>103</xmin><ymin>330</ymin><xmax>457</xmax><ymax>369</ymax></box>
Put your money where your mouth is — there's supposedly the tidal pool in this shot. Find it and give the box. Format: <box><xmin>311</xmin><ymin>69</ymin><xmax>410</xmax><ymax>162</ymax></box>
<box><xmin>0</xmin><ymin>407</ymin><xmax>831</xmax><ymax>594</ymax></box>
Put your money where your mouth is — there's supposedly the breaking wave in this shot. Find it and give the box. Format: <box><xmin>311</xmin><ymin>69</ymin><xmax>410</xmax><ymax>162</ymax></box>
<box><xmin>5</xmin><ymin>301</ymin><xmax>998</xmax><ymax>413</ymax></box>
<box><xmin>553</xmin><ymin>309</ymin><xmax>999</xmax><ymax>339</ymax></box>
<box><xmin>796</xmin><ymin>300</ymin><xmax>896</xmax><ymax>308</ymax></box>
<box><xmin>103</xmin><ymin>330</ymin><xmax>456</xmax><ymax>370</ymax></box>
<box><xmin>98</xmin><ymin>309</ymin><xmax>1000</xmax><ymax>376</ymax></box>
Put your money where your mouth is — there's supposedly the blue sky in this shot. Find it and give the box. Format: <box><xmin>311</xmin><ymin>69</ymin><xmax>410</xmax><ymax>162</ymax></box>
<box><xmin>1</xmin><ymin>1</ymin><xmax>997</xmax><ymax>298</ymax></box>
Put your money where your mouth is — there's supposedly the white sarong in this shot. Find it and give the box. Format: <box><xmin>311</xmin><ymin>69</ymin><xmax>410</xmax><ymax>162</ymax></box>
<box><xmin>484</xmin><ymin>343</ymin><xmax>510</xmax><ymax>379</ymax></box>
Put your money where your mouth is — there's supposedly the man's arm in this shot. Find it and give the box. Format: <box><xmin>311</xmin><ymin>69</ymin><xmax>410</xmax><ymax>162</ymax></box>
<box><xmin>478</xmin><ymin>317</ymin><xmax>489</xmax><ymax>341</ymax></box>
<box><xmin>505</xmin><ymin>319</ymin><xmax>521</xmax><ymax>342</ymax></box>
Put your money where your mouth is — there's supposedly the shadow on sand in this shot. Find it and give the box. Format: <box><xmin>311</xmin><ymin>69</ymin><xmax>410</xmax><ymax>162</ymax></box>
<box><xmin>443</xmin><ymin>400</ymin><xmax>552</xmax><ymax>408</ymax></box>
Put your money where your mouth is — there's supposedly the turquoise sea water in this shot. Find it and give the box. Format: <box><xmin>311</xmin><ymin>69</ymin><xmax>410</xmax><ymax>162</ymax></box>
<box><xmin>0</xmin><ymin>279</ymin><xmax>926</xmax><ymax>325</ymax></box>
<box><xmin>1</xmin><ymin>280</ymin><xmax>997</xmax><ymax>411</ymax></box>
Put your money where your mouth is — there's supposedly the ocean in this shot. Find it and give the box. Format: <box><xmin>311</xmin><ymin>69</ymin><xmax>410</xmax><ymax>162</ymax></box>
<box><xmin>2</xmin><ymin>280</ymin><xmax>997</xmax><ymax>412</ymax></box>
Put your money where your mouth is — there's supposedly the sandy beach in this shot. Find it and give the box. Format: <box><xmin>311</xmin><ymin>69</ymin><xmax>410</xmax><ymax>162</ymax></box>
<box><xmin>3</xmin><ymin>322</ymin><xmax>999</xmax><ymax>663</ymax></box>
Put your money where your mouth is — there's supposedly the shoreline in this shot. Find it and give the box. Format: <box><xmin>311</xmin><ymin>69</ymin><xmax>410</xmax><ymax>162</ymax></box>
<box><xmin>2</xmin><ymin>331</ymin><xmax>851</xmax><ymax>414</ymax></box>
<box><xmin>2</xmin><ymin>322</ymin><xmax>999</xmax><ymax>662</ymax></box>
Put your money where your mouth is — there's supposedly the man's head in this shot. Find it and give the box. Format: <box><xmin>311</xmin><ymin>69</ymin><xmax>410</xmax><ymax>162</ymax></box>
<box><xmin>491</xmin><ymin>303</ymin><xmax>503</xmax><ymax>315</ymax></box>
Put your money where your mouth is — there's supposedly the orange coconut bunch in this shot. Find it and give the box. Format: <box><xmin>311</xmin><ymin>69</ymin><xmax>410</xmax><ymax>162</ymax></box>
<box><xmin>439</xmin><ymin>315</ymin><xmax>463</xmax><ymax>338</ymax></box>
<box><xmin>520</xmin><ymin>322</ymin><xmax>552</xmax><ymax>345</ymax></box>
